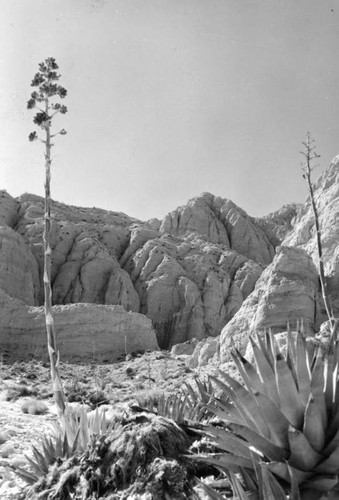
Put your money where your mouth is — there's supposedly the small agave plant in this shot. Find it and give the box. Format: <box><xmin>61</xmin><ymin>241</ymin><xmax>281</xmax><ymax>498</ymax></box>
<box><xmin>15</xmin><ymin>405</ymin><xmax>113</xmax><ymax>486</ymax></box>
<box><xmin>191</xmin><ymin>325</ymin><xmax>339</xmax><ymax>500</ymax></box>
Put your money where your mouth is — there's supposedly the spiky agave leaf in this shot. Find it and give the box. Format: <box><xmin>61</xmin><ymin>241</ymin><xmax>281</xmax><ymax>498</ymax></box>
<box><xmin>189</xmin><ymin>328</ymin><xmax>339</xmax><ymax>499</ymax></box>
<box><xmin>258</xmin><ymin>463</ymin><xmax>287</xmax><ymax>500</ymax></box>
<box><xmin>196</xmin><ymin>480</ymin><xmax>230</xmax><ymax>500</ymax></box>
<box><xmin>139</xmin><ymin>378</ymin><xmax>211</xmax><ymax>424</ymax></box>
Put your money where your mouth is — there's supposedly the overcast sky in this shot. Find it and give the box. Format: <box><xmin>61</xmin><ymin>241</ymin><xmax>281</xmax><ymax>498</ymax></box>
<box><xmin>0</xmin><ymin>0</ymin><xmax>338</xmax><ymax>221</ymax></box>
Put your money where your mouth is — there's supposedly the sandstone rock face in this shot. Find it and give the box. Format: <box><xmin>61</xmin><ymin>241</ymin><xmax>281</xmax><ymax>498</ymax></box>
<box><xmin>219</xmin><ymin>246</ymin><xmax>321</xmax><ymax>361</ymax></box>
<box><xmin>0</xmin><ymin>227</ymin><xmax>39</xmax><ymax>305</ymax></box>
<box><xmin>123</xmin><ymin>232</ymin><xmax>264</xmax><ymax>347</ymax></box>
<box><xmin>3</xmin><ymin>167</ymin><xmax>339</xmax><ymax>361</ymax></box>
<box><xmin>0</xmin><ymin>190</ymin><xmax>282</xmax><ymax>353</ymax></box>
<box><xmin>0</xmin><ymin>289</ymin><xmax>158</xmax><ymax>362</ymax></box>
<box><xmin>0</xmin><ymin>191</ymin><xmax>20</xmax><ymax>227</ymax></box>
<box><xmin>0</xmin><ymin>191</ymin><xmax>40</xmax><ymax>306</ymax></box>
<box><xmin>256</xmin><ymin>204</ymin><xmax>301</xmax><ymax>247</ymax></box>
<box><xmin>15</xmin><ymin>194</ymin><xmax>137</xmax><ymax>307</ymax></box>
<box><xmin>205</xmin><ymin>159</ymin><xmax>339</xmax><ymax>368</ymax></box>
<box><xmin>283</xmin><ymin>156</ymin><xmax>339</xmax><ymax>316</ymax></box>
<box><xmin>161</xmin><ymin>193</ymin><xmax>275</xmax><ymax>265</ymax></box>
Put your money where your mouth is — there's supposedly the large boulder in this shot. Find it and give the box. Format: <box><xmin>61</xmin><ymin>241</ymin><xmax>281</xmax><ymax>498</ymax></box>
<box><xmin>189</xmin><ymin>337</ymin><xmax>219</xmax><ymax>368</ymax></box>
<box><xmin>219</xmin><ymin>246</ymin><xmax>321</xmax><ymax>361</ymax></box>
<box><xmin>0</xmin><ymin>289</ymin><xmax>158</xmax><ymax>362</ymax></box>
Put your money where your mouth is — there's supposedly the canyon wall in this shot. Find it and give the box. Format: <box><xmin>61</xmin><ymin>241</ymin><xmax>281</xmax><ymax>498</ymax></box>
<box><xmin>1</xmin><ymin>157</ymin><xmax>338</xmax><ymax>361</ymax></box>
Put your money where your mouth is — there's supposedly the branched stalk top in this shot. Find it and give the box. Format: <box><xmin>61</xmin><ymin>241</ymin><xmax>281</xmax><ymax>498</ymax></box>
<box><xmin>27</xmin><ymin>57</ymin><xmax>67</xmax><ymax>143</ymax></box>
<box><xmin>300</xmin><ymin>131</ymin><xmax>320</xmax><ymax>179</ymax></box>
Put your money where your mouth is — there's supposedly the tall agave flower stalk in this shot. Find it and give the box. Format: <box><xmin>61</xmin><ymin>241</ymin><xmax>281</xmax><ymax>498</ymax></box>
<box><xmin>301</xmin><ymin>133</ymin><xmax>335</xmax><ymax>332</ymax></box>
<box><xmin>28</xmin><ymin>57</ymin><xmax>68</xmax><ymax>418</ymax></box>
<box><xmin>191</xmin><ymin>326</ymin><xmax>339</xmax><ymax>499</ymax></box>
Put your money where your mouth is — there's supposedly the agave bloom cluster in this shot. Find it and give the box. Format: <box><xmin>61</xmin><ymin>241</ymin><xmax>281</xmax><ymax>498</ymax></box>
<box><xmin>192</xmin><ymin>328</ymin><xmax>339</xmax><ymax>499</ymax></box>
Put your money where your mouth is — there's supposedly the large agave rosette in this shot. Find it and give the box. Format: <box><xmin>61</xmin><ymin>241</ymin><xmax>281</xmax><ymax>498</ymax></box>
<box><xmin>191</xmin><ymin>327</ymin><xmax>339</xmax><ymax>499</ymax></box>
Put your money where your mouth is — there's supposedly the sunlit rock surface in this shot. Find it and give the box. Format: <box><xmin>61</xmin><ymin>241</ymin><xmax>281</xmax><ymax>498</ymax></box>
<box><xmin>1</xmin><ymin>191</ymin><xmax>274</xmax><ymax>351</ymax></box>
<box><xmin>2</xmin><ymin>159</ymin><xmax>338</xmax><ymax>362</ymax></box>
<box><xmin>219</xmin><ymin>246</ymin><xmax>320</xmax><ymax>361</ymax></box>
<box><xmin>0</xmin><ymin>289</ymin><xmax>158</xmax><ymax>362</ymax></box>
<box><xmin>283</xmin><ymin>156</ymin><xmax>339</xmax><ymax>316</ymax></box>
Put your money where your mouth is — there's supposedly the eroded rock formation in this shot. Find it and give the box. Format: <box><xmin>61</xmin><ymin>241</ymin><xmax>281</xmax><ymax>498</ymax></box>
<box><xmin>2</xmin><ymin>157</ymin><xmax>338</xmax><ymax>361</ymax></box>
<box><xmin>219</xmin><ymin>246</ymin><xmax>321</xmax><ymax>361</ymax></box>
<box><xmin>0</xmin><ymin>190</ymin><xmax>277</xmax><ymax>352</ymax></box>
<box><xmin>283</xmin><ymin>155</ymin><xmax>339</xmax><ymax>316</ymax></box>
<box><xmin>0</xmin><ymin>289</ymin><xmax>158</xmax><ymax>362</ymax></box>
<box><xmin>212</xmin><ymin>158</ymin><xmax>339</xmax><ymax>363</ymax></box>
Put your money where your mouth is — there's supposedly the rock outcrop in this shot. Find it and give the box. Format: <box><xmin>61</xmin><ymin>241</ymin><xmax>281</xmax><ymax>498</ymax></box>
<box><xmin>161</xmin><ymin>193</ymin><xmax>275</xmax><ymax>265</ymax></box>
<box><xmin>3</xmin><ymin>159</ymin><xmax>338</xmax><ymax>361</ymax></box>
<box><xmin>219</xmin><ymin>246</ymin><xmax>321</xmax><ymax>361</ymax></box>
<box><xmin>122</xmin><ymin>232</ymin><xmax>265</xmax><ymax>347</ymax></box>
<box><xmin>256</xmin><ymin>204</ymin><xmax>301</xmax><ymax>247</ymax></box>
<box><xmin>1</xmin><ymin>191</ymin><xmax>275</xmax><ymax>351</ymax></box>
<box><xmin>0</xmin><ymin>289</ymin><xmax>158</xmax><ymax>362</ymax></box>
<box><xmin>189</xmin><ymin>336</ymin><xmax>219</xmax><ymax>368</ymax></box>
<box><xmin>283</xmin><ymin>156</ymin><xmax>339</xmax><ymax>315</ymax></box>
<box><xmin>0</xmin><ymin>226</ymin><xmax>39</xmax><ymax>305</ymax></box>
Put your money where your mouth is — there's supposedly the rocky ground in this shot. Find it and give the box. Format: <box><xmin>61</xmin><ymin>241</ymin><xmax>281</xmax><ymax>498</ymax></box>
<box><xmin>0</xmin><ymin>350</ymin><xmax>222</xmax><ymax>499</ymax></box>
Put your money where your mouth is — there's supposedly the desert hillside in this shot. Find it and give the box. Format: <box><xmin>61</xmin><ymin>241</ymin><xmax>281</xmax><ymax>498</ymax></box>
<box><xmin>0</xmin><ymin>156</ymin><xmax>338</xmax><ymax>362</ymax></box>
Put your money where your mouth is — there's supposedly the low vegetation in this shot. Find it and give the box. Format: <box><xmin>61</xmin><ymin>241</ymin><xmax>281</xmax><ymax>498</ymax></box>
<box><xmin>2</xmin><ymin>323</ymin><xmax>338</xmax><ymax>499</ymax></box>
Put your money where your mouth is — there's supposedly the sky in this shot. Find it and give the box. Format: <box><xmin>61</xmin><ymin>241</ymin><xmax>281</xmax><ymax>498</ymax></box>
<box><xmin>0</xmin><ymin>0</ymin><xmax>338</xmax><ymax>221</ymax></box>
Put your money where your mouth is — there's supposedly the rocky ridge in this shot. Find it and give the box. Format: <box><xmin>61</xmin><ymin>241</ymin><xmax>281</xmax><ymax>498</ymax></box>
<box><xmin>1</xmin><ymin>157</ymin><xmax>338</xmax><ymax>361</ymax></box>
<box><xmin>0</xmin><ymin>190</ymin><xmax>287</xmax><ymax>359</ymax></box>
<box><xmin>215</xmin><ymin>157</ymin><xmax>339</xmax><ymax>362</ymax></box>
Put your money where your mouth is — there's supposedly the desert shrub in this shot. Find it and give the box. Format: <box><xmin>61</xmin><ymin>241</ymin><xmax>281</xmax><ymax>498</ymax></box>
<box><xmin>87</xmin><ymin>389</ymin><xmax>108</xmax><ymax>407</ymax></box>
<box><xmin>6</xmin><ymin>384</ymin><xmax>38</xmax><ymax>401</ymax></box>
<box><xmin>65</xmin><ymin>381</ymin><xmax>88</xmax><ymax>404</ymax></box>
<box><xmin>125</xmin><ymin>366</ymin><xmax>134</xmax><ymax>377</ymax></box>
<box><xmin>64</xmin><ymin>375</ymin><xmax>109</xmax><ymax>408</ymax></box>
<box><xmin>134</xmin><ymin>388</ymin><xmax>164</xmax><ymax>409</ymax></box>
<box><xmin>21</xmin><ymin>399</ymin><xmax>48</xmax><ymax>415</ymax></box>
<box><xmin>39</xmin><ymin>384</ymin><xmax>54</xmax><ymax>398</ymax></box>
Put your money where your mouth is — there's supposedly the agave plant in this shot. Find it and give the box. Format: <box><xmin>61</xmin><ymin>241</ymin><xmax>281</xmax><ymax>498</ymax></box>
<box><xmin>15</xmin><ymin>405</ymin><xmax>113</xmax><ymax>486</ymax></box>
<box><xmin>140</xmin><ymin>377</ymin><xmax>213</xmax><ymax>424</ymax></box>
<box><xmin>190</xmin><ymin>326</ymin><xmax>339</xmax><ymax>499</ymax></box>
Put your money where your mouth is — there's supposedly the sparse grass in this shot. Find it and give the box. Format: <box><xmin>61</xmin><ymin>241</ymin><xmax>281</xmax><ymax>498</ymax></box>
<box><xmin>134</xmin><ymin>388</ymin><xmax>164</xmax><ymax>409</ymax></box>
<box><xmin>5</xmin><ymin>384</ymin><xmax>38</xmax><ymax>401</ymax></box>
<box><xmin>0</xmin><ymin>350</ymin><xmax>204</xmax><ymax>408</ymax></box>
<box><xmin>4</xmin><ymin>348</ymin><xmax>236</xmax><ymax>499</ymax></box>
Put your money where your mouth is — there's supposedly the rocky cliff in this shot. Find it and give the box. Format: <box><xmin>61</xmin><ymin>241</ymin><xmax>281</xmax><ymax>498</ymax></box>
<box><xmin>0</xmin><ymin>289</ymin><xmax>158</xmax><ymax>362</ymax></box>
<box><xmin>216</xmin><ymin>158</ymin><xmax>339</xmax><ymax>361</ymax></box>
<box><xmin>0</xmin><ymin>190</ymin><xmax>285</xmax><ymax>357</ymax></box>
<box><xmin>1</xmin><ymin>157</ymin><xmax>337</xmax><ymax>361</ymax></box>
<box><xmin>283</xmin><ymin>155</ymin><xmax>339</xmax><ymax>315</ymax></box>
<box><xmin>219</xmin><ymin>246</ymin><xmax>321</xmax><ymax>361</ymax></box>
